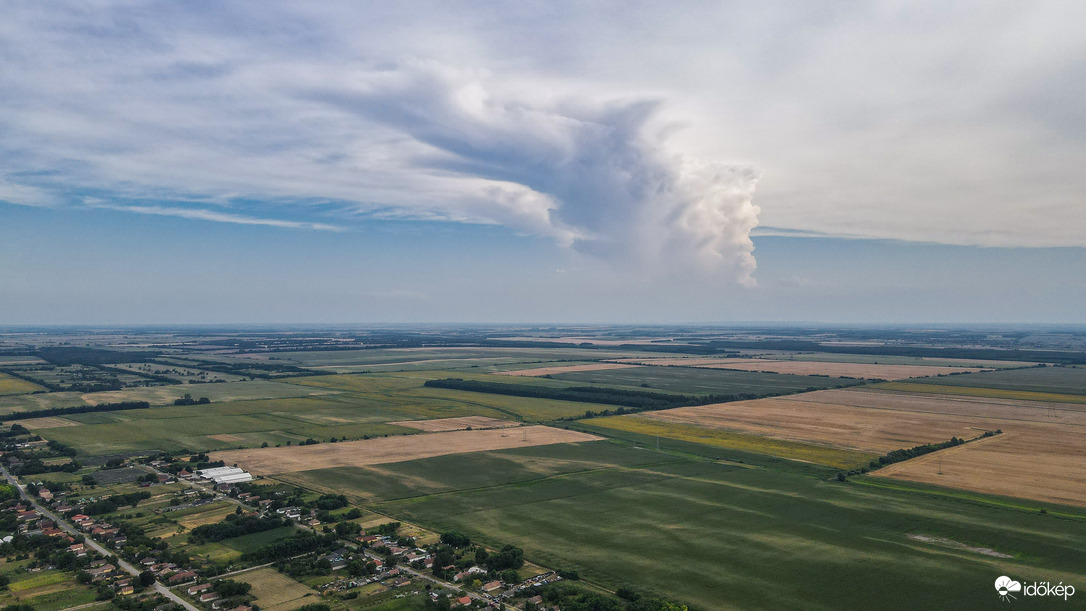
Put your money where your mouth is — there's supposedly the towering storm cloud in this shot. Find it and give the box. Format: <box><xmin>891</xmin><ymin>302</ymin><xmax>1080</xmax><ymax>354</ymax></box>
<box><xmin>308</xmin><ymin>63</ymin><xmax>761</xmax><ymax>281</ymax></box>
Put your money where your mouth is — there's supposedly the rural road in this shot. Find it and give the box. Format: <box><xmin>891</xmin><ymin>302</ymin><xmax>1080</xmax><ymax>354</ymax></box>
<box><xmin>1</xmin><ymin>465</ymin><xmax>200</xmax><ymax>611</ymax></box>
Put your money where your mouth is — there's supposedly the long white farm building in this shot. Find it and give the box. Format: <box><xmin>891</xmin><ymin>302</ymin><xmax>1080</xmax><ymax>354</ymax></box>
<box><xmin>196</xmin><ymin>466</ymin><xmax>253</xmax><ymax>484</ymax></box>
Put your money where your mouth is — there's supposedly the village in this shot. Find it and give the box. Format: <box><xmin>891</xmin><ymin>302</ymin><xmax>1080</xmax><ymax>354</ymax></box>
<box><xmin>0</xmin><ymin>432</ymin><xmax>569</xmax><ymax>611</ymax></box>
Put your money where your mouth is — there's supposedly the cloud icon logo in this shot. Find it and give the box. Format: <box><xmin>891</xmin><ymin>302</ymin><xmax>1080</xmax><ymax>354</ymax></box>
<box><xmin>995</xmin><ymin>576</ymin><xmax>1022</xmax><ymax>601</ymax></box>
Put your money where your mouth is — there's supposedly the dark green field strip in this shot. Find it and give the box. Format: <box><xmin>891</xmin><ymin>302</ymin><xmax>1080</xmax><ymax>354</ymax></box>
<box><xmin>548</xmin><ymin>365</ymin><xmax>858</xmax><ymax>395</ymax></box>
<box><xmin>909</xmin><ymin>366</ymin><xmax>1086</xmax><ymax>395</ymax></box>
<box><xmin>277</xmin><ymin>441</ymin><xmax>685</xmax><ymax>504</ymax></box>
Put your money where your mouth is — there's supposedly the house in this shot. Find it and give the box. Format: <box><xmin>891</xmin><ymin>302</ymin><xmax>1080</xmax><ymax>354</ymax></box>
<box><xmin>86</xmin><ymin>564</ymin><xmax>115</xmax><ymax>576</ymax></box>
<box><xmin>527</xmin><ymin>595</ymin><xmax>544</xmax><ymax>606</ymax></box>
<box><xmin>187</xmin><ymin>583</ymin><xmax>211</xmax><ymax>596</ymax></box>
<box><xmin>69</xmin><ymin>543</ymin><xmax>86</xmax><ymax>556</ymax></box>
<box><xmin>320</xmin><ymin>550</ymin><xmax>348</xmax><ymax>570</ymax></box>
<box><xmin>37</xmin><ymin>489</ymin><xmax>53</xmax><ymax>501</ymax></box>
<box><xmin>358</xmin><ymin>534</ymin><xmax>380</xmax><ymax>544</ymax></box>
<box><xmin>140</xmin><ymin>557</ymin><xmax>158</xmax><ymax>566</ymax></box>
<box><xmin>453</xmin><ymin>571</ymin><xmax>470</xmax><ymax>582</ymax></box>
<box><xmin>169</xmin><ymin>570</ymin><xmax>197</xmax><ymax>584</ymax></box>
<box><xmin>481</xmin><ymin>581</ymin><xmax>502</xmax><ymax>593</ymax></box>
<box><xmin>456</xmin><ymin>596</ymin><xmax>472</xmax><ymax>607</ymax></box>
<box><xmin>199</xmin><ymin>592</ymin><xmax>221</xmax><ymax>603</ymax></box>
<box><xmin>16</xmin><ymin>510</ymin><xmax>39</xmax><ymax>521</ymax></box>
<box><xmin>117</xmin><ymin>583</ymin><xmax>135</xmax><ymax>595</ymax></box>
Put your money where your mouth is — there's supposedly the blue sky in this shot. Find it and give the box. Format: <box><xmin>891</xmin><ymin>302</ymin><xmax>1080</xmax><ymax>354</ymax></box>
<box><xmin>1</xmin><ymin>2</ymin><xmax>1084</xmax><ymax>323</ymax></box>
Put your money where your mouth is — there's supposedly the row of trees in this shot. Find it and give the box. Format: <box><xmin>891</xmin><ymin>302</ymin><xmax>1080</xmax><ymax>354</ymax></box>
<box><xmin>0</xmin><ymin>400</ymin><xmax>150</xmax><ymax>422</ymax></box>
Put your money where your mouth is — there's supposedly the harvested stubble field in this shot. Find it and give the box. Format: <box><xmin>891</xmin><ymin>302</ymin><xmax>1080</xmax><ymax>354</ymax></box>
<box><xmin>499</xmin><ymin>362</ymin><xmax>639</xmax><ymax>376</ymax></box>
<box><xmin>612</xmin><ymin>357</ymin><xmax>986</xmax><ymax>380</ymax></box>
<box><xmin>585</xmin><ymin>415</ymin><xmax>875</xmax><ymax>469</ymax></box>
<box><xmin>235</xmin><ymin>567</ymin><xmax>320</xmax><ymax>611</ymax></box>
<box><xmin>13</xmin><ymin>416</ymin><xmax>78</xmax><ymax>428</ymax></box>
<box><xmin>389</xmin><ymin>415</ymin><xmax>518</xmax><ymax>431</ymax></box>
<box><xmin>213</xmin><ymin>425</ymin><xmax>602</xmax><ymax>475</ymax></box>
<box><xmin>631</xmin><ymin>387</ymin><xmax>1086</xmax><ymax>506</ymax></box>
<box><xmin>872</xmin><ymin>424</ymin><xmax>1086</xmax><ymax>506</ymax></box>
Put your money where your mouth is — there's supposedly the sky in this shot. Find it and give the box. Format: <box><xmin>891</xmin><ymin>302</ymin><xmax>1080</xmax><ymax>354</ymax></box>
<box><xmin>1</xmin><ymin>1</ymin><xmax>1084</xmax><ymax>324</ymax></box>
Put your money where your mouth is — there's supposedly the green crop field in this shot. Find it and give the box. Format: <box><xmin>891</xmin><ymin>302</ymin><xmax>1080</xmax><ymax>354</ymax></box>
<box><xmin>288</xmin><ymin>372</ymin><xmax>617</xmax><ymax>421</ymax></box>
<box><xmin>82</xmin><ymin>378</ymin><xmax>337</xmax><ymax>406</ymax></box>
<box><xmin>31</xmin><ymin>396</ymin><xmax>416</xmax><ymax>455</ymax></box>
<box><xmin>222</xmin><ymin>346</ymin><xmax>645</xmax><ymax>368</ymax></box>
<box><xmin>276</xmin><ymin>441</ymin><xmax>679</xmax><ymax>502</ymax></box>
<box><xmin>908</xmin><ymin>365</ymin><xmax>1086</xmax><ymax>395</ymax></box>
<box><xmin>0</xmin><ymin>372</ymin><xmax>44</xmax><ymax>395</ymax></box>
<box><xmin>351</xmin><ymin>441</ymin><xmax>1086</xmax><ymax>611</ymax></box>
<box><xmin>221</xmin><ymin>525</ymin><xmax>300</xmax><ymax>554</ymax></box>
<box><xmin>0</xmin><ymin>391</ymin><xmax>85</xmax><ymax>416</ymax></box>
<box><xmin>874</xmin><ymin>381</ymin><xmax>1086</xmax><ymax>404</ymax></box>
<box><xmin>548</xmin><ymin>365</ymin><xmax>855</xmax><ymax>395</ymax></box>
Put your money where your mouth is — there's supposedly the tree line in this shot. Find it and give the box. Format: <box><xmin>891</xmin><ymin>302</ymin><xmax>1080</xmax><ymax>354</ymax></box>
<box><xmin>0</xmin><ymin>400</ymin><xmax>151</xmax><ymax>422</ymax></box>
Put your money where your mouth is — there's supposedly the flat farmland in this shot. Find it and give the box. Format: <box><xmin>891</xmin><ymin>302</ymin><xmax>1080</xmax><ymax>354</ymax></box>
<box><xmin>695</xmin><ymin>360</ymin><xmax>981</xmax><ymax>380</ymax></box>
<box><xmin>278</xmin><ymin>440</ymin><xmax>679</xmax><ymax>503</ymax></box>
<box><xmin>370</xmin><ymin>450</ymin><xmax>1086</xmax><ymax>610</ymax></box>
<box><xmin>224</xmin><ymin>346</ymin><xmax>641</xmax><ymax>369</ymax></box>
<box><xmin>872</xmin><ymin>425</ymin><xmax>1086</xmax><ymax>506</ymax></box>
<box><xmin>389</xmin><ymin>416</ymin><xmax>518</xmax><ymax>431</ymax></box>
<box><xmin>235</xmin><ymin>567</ymin><xmax>321</xmax><ymax>611</ymax></box>
<box><xmin>82</xmin><ymin>379</ymin><xmax>337</xmax><ymax>405</ymax></box>
<box><xmin>584</xmin><ymin>415</ymin><xmax>876</xmax><ymax>469</ymax></box>
<box><xmin>768</xmin><ymin>352</ymin><xmax>1039</xmax><ymax>368</ymax></box>
<box><xmin>0</xmin><ymin>391</ymin><xmax>85</xmax><ymax>416</ymax></box>
<box><xmin>548</xmin><ymin>365</ymin><xmax>853</xmax><ymax>395</ymax></box>
<box><xmin>636</xmin><ymin>394</ymin><xmax>993</xmax><ymax>453</ymax></box>
<box><xmin>0</xmin><ymin>372</ymin><xmax>45</xmax><ymax>395</ymax></box>
<box><xmin>499</xmin><ymin>362</ymin><xmax>639</xmax><ymax>376</ymax></box>
<box><xmin>908</xmin><ymin>365</ymin><xmax>1086</xmax><ymax>395</ymax></box>
<box><xmin>288</xmin><ymin>372</ymin><xmax>620</xmax><ymax>421</ymax></box>
<box><xmin>28</xmin><ymin>396</ymin><xmax>415</xmax><ymax>455</ymax></box>
<box><xmin>14</xmin><ymin>416</ymin><xmax>79</xmax><ymax>428</ymax></box>
<box><xmin>875</xmin><ymin>381</ymin><xmax>1086</xmax><ymax>404</ymax></box>
<box><xmin>631</xmin><ymin>387</ymin><xmax>1086</xmax><ymax>506</ymax></box>
<box><xmin>213</xmin><ymin>426</ymin><xmax>602</xmax><ymax>475</ymax></box>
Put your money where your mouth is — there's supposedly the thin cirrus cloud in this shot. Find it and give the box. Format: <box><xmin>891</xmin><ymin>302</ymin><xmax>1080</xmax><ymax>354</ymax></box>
<box><xmin>91</xmin><ymin>204</ymin><xmax>344</xmax><ymax>232</ymax></box>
